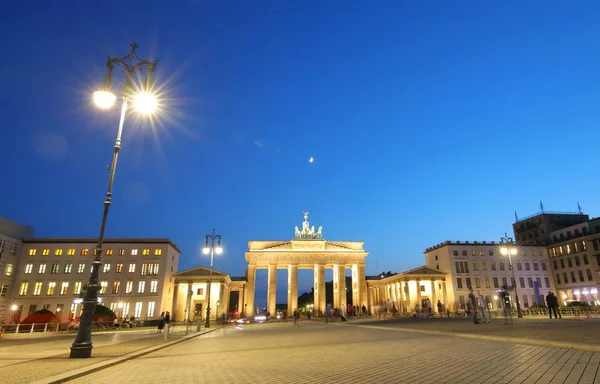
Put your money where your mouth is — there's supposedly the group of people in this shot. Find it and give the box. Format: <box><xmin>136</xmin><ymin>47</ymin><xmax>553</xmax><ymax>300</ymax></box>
<box><xmin>467</xmin><ymin>288</ymin><xmax>493</xmax><ymax>324</ymax></box>
<box><xmin>157</xmin><ymin>311</ymin><xmax>170</xmax><ymax>333</ymax></box>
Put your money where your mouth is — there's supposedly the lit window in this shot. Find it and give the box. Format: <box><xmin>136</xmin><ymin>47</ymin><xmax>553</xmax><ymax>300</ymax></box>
<box><xmin>64</xmin><ymin>263</ymin><xmax>73</xmax><ymax>274</ymax></box>
<box><xmin>126</xmin><ymin>281</ymin><xmax>133</xmax><ymax>293</ymax></box>
<box><xmin>118</xmin><ymin>249</ymin><xmax>125</xmax><ymax>256</ymax></box>
<box><xmin>103</xmin><ymin>263</ymin><xmax>111</xmax><ymax>273</ymax></box>
<box><xmin>0</xmin><ymin>284</ymin><xmax>8</xmax><ymax>297</ymax></box>
<box><xmin>33</xmin><ymin>282</ymin><xmax>43</xmax><ymax>295</ymax></box>
<box><xmin>47</xmin><ymin>282</ymin><xmax>56</xmax><ymax>295</ymax></box>
<box><xmin>141</xmin><ymin>263</ymin><xmax>148</xmax><ymax>276</ymax></box>
<box><xmin>147</xmin><ymin>301</ymin><xmax>155</xmax><ymax>317</ymax></box>
<box><xmin>100</xmin><ymin>281</ymin><xmax>107</xmax><ymax>294</ymax></box>
<box><xmin>67</xmin><ymin>249</ymin><xmax>75</xmax><ymax>256</ymax></box>
<box><xmin>154</xmin><ymin>249</ymin><xmax>162</xmax><ymax>256</ymax></box>
<box><xmin>60</xmin><ymin>282</ymin><xmax>69</xmax><ymax>295</ymax></box>
<box><xmin>134</xmin><ymin>302</ymin><xmax>143</xmax><ymax>318</ymax></box>
<box><xmin>116</xmin><ymin>263</ymin><xmax>123</xmax><ymax>273</ymax></box>
<box><xmin>51</xmin><ymin>264</ymin><xmax>59</xmax><ymax>274</ymax></box>
<box><xmin>142</xmin><ymin>249</ymin><xmax>150</xmax><ymax>256</ymax></box>
<box><xmin>80</xmin><ymin>249</ymin><xmax>88</xmax><ymax>256</ymax></box>
<box><xmin>19</xmin><ymin>282</ymin><xmax>29</xmax><ymax>296</ymax></box>
<box><xmin>39</xmin><ymin>263</ymin><xmax>47</xmax><ymax>274</ymax></box>
<box><xmin>42</xmin><ymin>249</ymin><xmax>50</xmax><ymax>256</ymax></box>
<box><xmin>29</xmin><ymin>249</ymin><xmax>37</xmax><ymax>256</ymax></box>
<box><xmin>25</xmin><ymin>263</ymin><xmax>34</xmax><ymax>274</ymax></box>
<box><xmin>150</xmin><ymin>280</ymin><xmax>158</xmax><ymax>293</ymax></box>
<box><xmin>105</xmin><ymin>249</ymin><xmax>113</xmax><ymax>256</ymax></box>
<box><xmin>73</xmin><ymin>282</ymin><xmax>82</xmax><ymax>294</ymax></box>
<box><xmin>138</xmin><ymin>281</ymin><xmax>145</xmax><ymax>293</ymax></box>
<box><xmin>131</xmin><ymin>249</ymin><xmax>138</xmax><ymax>256</ymax></box>
<box><xmin>112</xmin><ymin>281</ymin><xmax>120</xmax><ymax>294</ymax></box>
<box><xmin>55</xmin><ymin>249</ymin><xmax>63</xmax><ymax>256</ymax></box>
<box><xmin>77</xmin><ymin>263</ymin><xmax>85</xmax><ymax>274</ymax></box>
<box><xmin>4</xmin><ymin>264</ymin><xmax>14</xmax><ymax>276</ymax></box>
<box><xmin>153</xmin><ymin>263</ymin><xmax>160</xmax><ymax>275</ymax></box>
<box><xmin>129</xmin><ymin>264</ymin><xmax>136</xmax><ymax>273</ymax></box>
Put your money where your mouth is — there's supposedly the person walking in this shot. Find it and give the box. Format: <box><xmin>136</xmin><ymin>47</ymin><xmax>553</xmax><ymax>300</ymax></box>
<box><xmin>468</xmin><ymin>288</ymin><xmax>479</xmax><ymax>324</ymax></box>
<box><xmin>437</xmin><ymin>300</ymin><xmax>443</xmax><ymax>317</ymax></box>
<box><xmin>546</xmin><ymin>291</ymin><xmax>562</xmax><ymax>319</ymax></box>
<box><xmin>157</xmin><ymin>312</ymin><xmax>165</xmax><ymax>333</ymax></box>
<box><xmin>476</xmin><ymin>291</ymin><xmax>491</xmax><ymax>323</ymax></box>
<box><xmin>500</xmin><ymin>287</ymin><xmax>513</xmax><ymax>325</ymax></box>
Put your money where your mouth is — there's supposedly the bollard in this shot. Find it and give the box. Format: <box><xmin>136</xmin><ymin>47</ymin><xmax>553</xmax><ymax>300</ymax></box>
<box><xmin>163</xmin><ymin>324</ymin><xmax>169</xmax><ymax>340</ymax></box>
<box><xmin>56</xmin><ymin>323</ymin><xmax>60</xmax><ymax>332</ymax></box>
<box><xmin>15</xmin><ymin>323</ymin><xmax>20</xmax><ymax>334</ymax></box>
<box><xmin>196</xmin><ymin>321</ymin><xmax>201</xmax><ymax>332</ymax></box>
<box><xmin>30</xmin><ymin>323</ymin><xmax>35</xmax><ymax>333</ymax></box>
<box><xmin>44</xmin><ymin>323</ymin><xmax>48</xmax><ymax>332</ymax></box>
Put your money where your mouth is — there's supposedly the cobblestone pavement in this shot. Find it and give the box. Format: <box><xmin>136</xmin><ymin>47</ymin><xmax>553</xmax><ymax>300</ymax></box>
<box><xmin>68</xmin><ymin>321</ymin><xmax>600</xmax><ymax>384</ymax></box>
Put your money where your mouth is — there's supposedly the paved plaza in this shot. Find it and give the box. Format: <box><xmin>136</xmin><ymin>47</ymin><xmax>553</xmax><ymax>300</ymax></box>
<box><xmin>64</xmin><ymin>319</ymin><xmax>600</xmax><ymax>384</ymax></box>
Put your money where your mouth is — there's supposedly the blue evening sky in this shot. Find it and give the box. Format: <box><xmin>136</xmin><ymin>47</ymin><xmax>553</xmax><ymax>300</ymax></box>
<box><xmin>1</xmin><ymin>1</ymin><xmax>599</xmax><ymax>305</ymax></box>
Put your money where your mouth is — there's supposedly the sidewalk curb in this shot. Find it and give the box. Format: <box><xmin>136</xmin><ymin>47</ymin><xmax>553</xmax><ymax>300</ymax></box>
<box><xmin>349</xmin><ymin>324</ymin><xmax>600</xmax><ymax>352</ymax></box>
<box><xmin>31</xmin><ymin>328</ymin><xmax>221</xmax><ymax>384</ymax></box>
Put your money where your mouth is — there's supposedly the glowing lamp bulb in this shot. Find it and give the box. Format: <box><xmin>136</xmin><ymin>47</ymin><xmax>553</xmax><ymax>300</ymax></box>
<box><xmin>215</xmin><ymin>246</ymin><xmax>223</xmax><ymax>255</ymax></box>
<box><xmin>202</xmin><ymin>247</ymin><xmax>210</xmax><ymax>255</ymax></box>
<box><xmin>133</xmin><ymin>92</ymin><xmax>157</xmax><ymax>114</ymax></box>
<box><xmin>93</xmin><ymin>90</ymin><xmax>117</xmax><ymax>109</ymax></box>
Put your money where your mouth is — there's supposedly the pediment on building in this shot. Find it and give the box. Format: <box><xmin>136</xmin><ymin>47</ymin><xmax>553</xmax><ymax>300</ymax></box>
<box><xmin>173</xmin><ymin>266</ymin><xmax>229</xmax><ymax>278</ymax></box>
<box><xmin>399</xmin><ymin>265</ymin><xmax>447</xmax><ymax>277</ymax></box>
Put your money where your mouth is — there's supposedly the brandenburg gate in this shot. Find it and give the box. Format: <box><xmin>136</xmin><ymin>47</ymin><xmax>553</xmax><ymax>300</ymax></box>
<box><xmin>244</xmin><ymin>213</ymin><xmax>369</xmax><ymax>316</ymax></box>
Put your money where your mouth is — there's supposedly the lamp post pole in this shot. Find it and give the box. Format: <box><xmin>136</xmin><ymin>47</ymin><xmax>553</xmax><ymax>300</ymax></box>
<box><xmin>203</xmin><ymin>229</ymin><xmax>223</xmax><ymax>328</ymax></box>
<box><xmin>500</xmin><ymin>233</ymin><xmax>523</xmax><ymax>319</ymax></box>
<box><xmin>70</xmin><ymin>43</ymin><xmax>158</xmax><ymax>359</ymax></box>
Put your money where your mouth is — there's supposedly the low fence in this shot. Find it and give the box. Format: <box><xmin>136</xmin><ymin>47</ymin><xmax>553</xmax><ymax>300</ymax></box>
<box><xmin>0</xmin><ymin>320</ymin><xmax>154</xmax><ymax>335</ymax></box>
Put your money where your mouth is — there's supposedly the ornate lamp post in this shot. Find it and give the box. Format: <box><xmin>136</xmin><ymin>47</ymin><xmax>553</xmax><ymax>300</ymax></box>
<box><xmin>500</xmin><ymin>233</ymin><xmax>524</xmax><ymax>319</ymax></box>
<box><xmin>202</xmin><ymin>229</ymin><xmax>223</xmax><ymax>328</ymax></box>
<box><xmin>70</xmin><ymin>43</ymin><xmax>159</xmax><ymax>359</ymax></box>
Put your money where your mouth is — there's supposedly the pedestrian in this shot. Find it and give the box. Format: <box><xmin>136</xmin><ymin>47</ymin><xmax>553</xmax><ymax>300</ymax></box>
<box><xmin>165</xmin><ymin>311</ymin><xmax>171</xmax><ymax>324</ymax></box>
<box><xmin>362</xmin><ymin>304</ymin><xmax>367</xmax><ymax>315</ymax></box>
<box><xmin>546</xmin><ymin>291</ymin><xmax>562</xmax><ymax>319</ymax></box>
<box><xmin>500</xmin><ymin>287</ymin><xmax>513</xmax><ymax>325</ymax></box>
<box><xmin>157</xmin><ymin>312</ymin><xmax>165</xmax><ymax>333</ymax></box>
<box><xmin>437</xmin><ymin>300</ymin><xmax>443</xmax><ymax>317</ymax></box>
<box><xmin>293</xmin><ymin>309</ymin><xmax>300</xmax><ymax>325</ymax></box>
<box><xmin>468</xmin><ymin>287</ymin><xmax>479</xmax><ymax>324</ymax></box>
<box><xmin>476</xmin><ymin>291</ymin><xmax>491</xmax><ymax>323</ymax></box>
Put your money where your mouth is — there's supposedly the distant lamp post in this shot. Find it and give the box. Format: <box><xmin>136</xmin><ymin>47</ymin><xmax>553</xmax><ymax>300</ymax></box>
<box><xmin>70</xmin><ymin>42</ymin><xmax>159</xmax><ymax>359</ymax></box>
<box><xmin>10</xmin><ymin>304</ymin><xmax>18</xmax><ymax>325</ymax></box>
<box><xmin>500</xmin><ymin>233</ymin><xmax>523</xmax><ymax>319</ymax></box>
<box><xmin>202</xmin><ymin>229</ymin><xmax>223</xmax><ymax>328</ymax></box>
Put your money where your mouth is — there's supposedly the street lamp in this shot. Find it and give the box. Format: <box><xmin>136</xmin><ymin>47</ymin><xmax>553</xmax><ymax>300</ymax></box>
<box><xmin>500</xmin><ymin>233</ymin><xmax>523</xmax><ymax>319</ymax></box>
<box><xmin>202</xmin><ymin>229</ymin><xmax>223</xmax><ymax>328</ymax></box>
<box><xmin>10</xmin><ymin>304</ymin><xmax>18</xmax><ymax>325</ymax></box>
<box><xmin>70</xmin><ymin>42</ymin><xmax>159</xmax><ymax>359</ymax></box>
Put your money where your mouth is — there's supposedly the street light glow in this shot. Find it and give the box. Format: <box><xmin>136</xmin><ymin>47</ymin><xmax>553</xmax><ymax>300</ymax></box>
<box><xmin>215</xmin><ymin>246</ymin><xmax>223</xmax><ymax>255</ymax></box>
<box><xmin>133</xmin><ymin>92</ymin><xmax>158</xmax><ymax>114</ymax></box>
<box><xmin>10</xmin><ymin>304</ymin><xmax>18</xmax><ymax>311</ymax></box>
<box><xmin>93</xmin><ymin>90</ymin><xmax>117</xmax><ymax>109</ymax></box>
<box><xmin>202</xmin><ymin>247</ymin><xmax>210</xmax><ymax>255</ymax></box>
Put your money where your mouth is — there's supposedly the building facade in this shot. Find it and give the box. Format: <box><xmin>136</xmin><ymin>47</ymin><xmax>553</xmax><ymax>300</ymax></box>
<box><xmin>11</xmin><ymin>238</ymin><xmax>180</xmax><ymax>323</ymax></box>
<box><xmin>424</xmin><ymin>241</ymin><xmax>554</xmax><ymax>312</ymax></box>
<box><xmin>513</xmin><ymin>212</ymin><xmax>589</xmax><ymax>246</ymax></box>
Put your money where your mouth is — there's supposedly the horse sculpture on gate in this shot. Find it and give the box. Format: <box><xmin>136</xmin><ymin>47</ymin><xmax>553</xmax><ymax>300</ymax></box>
<box><xmin>294</xmin><ymin>213</ymin><xmax>323</xmax><ymax>239</ymax></box>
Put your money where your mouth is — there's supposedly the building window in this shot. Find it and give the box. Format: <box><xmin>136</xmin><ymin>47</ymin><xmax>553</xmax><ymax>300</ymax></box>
<box><xmin>51</xmin><ymin>263</ymin><xmax>59</xmax><ymax>274</ymax></box>
<box><xmin>488</xmin><ymin>250</ymin><xmax>494</xmax><ymax>256</ymax></box>
<box><xmin>129</xmin><ymin>264</ymin><xmax>136</xmax><ymax>273</ymax></box>
<box><xmin>583</xmin><ymin>254</ymin><xmax>589</xmax><ymax>265</ymax></box>
<box><xmin>150</xmin><ymin>280</ymin><xmax>158</xmax><ymax>293</ymax></box>
<box><xmin>560</xmin><ymin>259</ymin><xmax>565</xmax><ymax>269</ymax></box>
<box><xmin>435</xmin><ymin>255</ymin><xmax>438</xmax><ymax>261</ymax></box>
<box><xmin>105</xmin><ymin>249</ymin><xmax>113</xmax><ymax>256</ymax></box>
<box><xmin>80</xmin><ymin>249</ymin><xmax>88</xmax><ymax>256</ymax></box>
<box><xmin>456</xmin><ymin>278</ymin><xmax>463</xmax><ymax>289</ymax></box>
<box><xmin>491</xmin><ymin>262</ymin><xmax>496</xmax><ymax>271</ymax></box>
<box><xmin>473</xmin><ymin>263</ymin><xmax>478</xmax><ymax>271</ymax></box>
<box><xmin>54</xmin><ymin>249</ymin><xmax>63</xmax><ymax>256</ymax></box>
<box><xmin>112</xmin><ymin>281</ymin><xmax>120</xmax><ymax>294</ymax></box>
<box><xmin>131</xmin><ymin>249</ymin><xmax>138</xmax><ymax>256</ymax></box>
<box><xmin>42</xmin><ymin>249</ymin><xmax>50</xmax><ymax>256</ymax></box>
<box><xmin>542</xmin><ymin>262</ymin><xmax>547</xmax><ymax>271</ymax></box>
<box><xmin>499</xmin><ymin>263</ymin><xmax>505</xmax><ymax>271</ymax></box>
<box><xmin>527</xmin><ymin>277</ymin><xmax>533</xmax><ymax>288</ymax></box>
<box><xmin>475</xmin><ymin>278</ymin><xmax>481</xmax><ymax>288</ymax></box>
<box><xmin>103</xmin><ymin>263</ymin><xmax>111</xmax><ymax>273</ymax></box>
<box><xmin>142</xmin><ymin>249</ymin><xmax>150</xmax><ymax>256</ymax></box>
<box><xmin>524</xmin><ymin>263</ymin><xmax>530</xmax><ymax>271</ymax></box>
<box><xmin>567</xmin><ymin>258</ymin><xmax>573</xmax><ymax>268</ymax></box>
<box><xmin>533</xmin><ymin>263</ymin><xmax>538</xmax><ymax>271</ymax></box>
<box><xmin>465</xmin><ymin>278</ymin><xmax>472</xmax><ymax>289</ymax></box>
<box><xmin>19</xmin><ymin>282</ymin><xmax>29</xmax><ymax>296</ymax></box>
<box><xmin>138</xmin><ymin>281</ymin><xmax>146</xmax><ymax>293</ymax></box>
<box><xmin>582</xmin><ymin>241</ymin><xmax>587</xmax><ymax>251</ymax></box>
<box><xmin>147</xmin><ymin>301</ymin><xmax>155</xmax><ymax>318</ymax></box>
<box><xmin>39</xmin><ymin>263</ymin><xmax>47</xmax><ymax>274</ymax></box>
<box><xmin>60</xmin><ymin>282</ymin><xmax>69</xmax><ymax>295</ymax></box>
<box><xmin>493</xmin><ymin>277</ymin><xmax>499</xmax><ymax>288</ymax></box>
<box><xmin>575</xmin><ymin>256</ymin><xmax>581</xmax><ymax>267</ymax></box>
<box><xmin>25</xmin><ymin>263</ymin><xmax>33</xmax><ymax>274</ymax></box>
<box><xmin>47</xmin><ymin>282</ymin><xmax>56</xmax><ymax>295</ymax></box>
<box><xmin>126</xmin><ymin>281</ymin><xmax>133</xmax><ymax>294</ymax></box>
<box><xmin>563</xmin><ymin>273</ymin><xmax>568</xmax><ymax>284</ymax></box>
<box><xmin>67</xmin><ymin>248</ymin><xmax>75</xmax><ymax>256</ymax></box>
<box><xmin>116</xmin><ymin>263</ymin><xmax>123</xmax><ymax>273</ymax></box>
<box><xmin>33</xmin><ymin>282</ymin><xmax>43</xmax><ymax>296</ymax></box>
<box><xmin>118</xmin><ymin>249</ymin><xmax>125</xmax><ymax>256</ymax></box>
<box><xmin>4</xmin><ymin>263</ymin><xmax>14</xmax><ymax>276</ymax></box>
<box><xmin>196</xmin><ymin>288</ymin><xmax>204</xmax><ymax>295</ymax></box>
<box><xmin>29</xmin><ymin>305</ymin><xmax>38</xmax><ymax>314</ymax></box>
<box><xmin>482</xmin><ymin>262</ymin><xmax>487</xmax><ymax>271</ymax></box>
<box><xmin>556</xmin><ymin>274</ymin><xmax>561</xmax><ymax>284</ymax></box>
<box><xmin>134</xmin><ymin>302</ymin><xmax>143</xmax><ymax>318</ymax></box>
<box><xmin>453</xmin><ymin>250</ymin><xmax>458</xmax><ymax>256</ymax></box>
<box><xmin>0</xmin><ymin>284</ymin><xmax>7</xmax><ymax>297</ymax></box>
<box><xmin>152</xmin><ymin>263</ymin><xmax>160</xmax><ymax>275</ymax></box>
<box><xmin>502</xmin><ymin>277</ymin><xmax>508</xmax><ymax>288</ymax></box>
<box><xmin>571</xmin><ymin>271</ymin><xmax>576</xmax><ymax>282</ymax></box>
<box><xmin>587</xmin><ymin>269</ymin><xmax>593</xmax><ymax>281</ymax></box>
<box><xmin>544</xmin><ymin>277</ymin><xmax>550</xmax><ymax>288</ymax></box>
<box><xmin>64</xmin><ymin>263</ymin><xmax>73</xmax><ymax>274</ymax></box>
<box><xmin>77</xmin><ymin>263</ymin><xmax>85</xmax><ymax>274</ymax></box>
<box><xmin>519</xmin><ymin>277</ymin><xmax>525</xmax><ymax>288</ymax></box>
<box><xmin>141</xmin><ymin>264</ymin><xmax>149</xmax><ymax>276</ymax></box>
<box><xmin>154</xmin><ymin>249</ymin><xmax>162</xmax><ymax>256</ymax></box>
<box><xmin>578</xmin><ymin>270</ymin><xmax>584</xmax><ymax>282</ymax></box>
<box><xmin>73</xmin><ymin>282</ymin><xmax>82</xmax><ymax>295</ymax></box>
<box><xmin>516</xmin><ymin>263</ymin><xmax>522</xmax><ymax>271</ymax></box>
<box><xmin>100</xmin><ymin>281</ymin><xmax>108</xmax><ymax>294</ymax></box>
<box><xmin>29</xmin><ymin>249</ymin><xmax>37</xmax><ymax>256</ymax></box>
<box><xmin>484</xmin><ymin>277</ymin><xmax>490</xmax><ymax>288</ymax></box>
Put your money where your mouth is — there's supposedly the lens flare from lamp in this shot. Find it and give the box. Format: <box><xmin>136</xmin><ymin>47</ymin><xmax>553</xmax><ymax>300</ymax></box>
<box><xmin>133</xmin><ymin>92</ymin><xmax>158</xmax><ymax>114</ymax></box>
<box><xmin>93</xmin><ymin>90</ymin><xmax>117</xmax><ymax>109</ymax></box>
<box><xmin>202</xmin><ymin>247</ymin><xmax>210</xmax><ymax>255</ymax></box>
<box><xmin>215</xmin><ymin>247</ymin><xmax>223</xmax><ymax>255</ymax></box>
<box><xmin>11</xmin><ymin>304</ymin><xmax>18</xmax><ymax>311</ymax></box>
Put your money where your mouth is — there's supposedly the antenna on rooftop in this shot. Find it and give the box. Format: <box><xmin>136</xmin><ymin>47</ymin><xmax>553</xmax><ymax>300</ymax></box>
<box><xmin>514</xmin><ymin>211</ymin><xmax>518</xmax><ymax>222</ymax></box>
<box><xmin>578</xmin><ymin>202</ymin><xmax>582</xmax><ymax>214</ymax></box>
